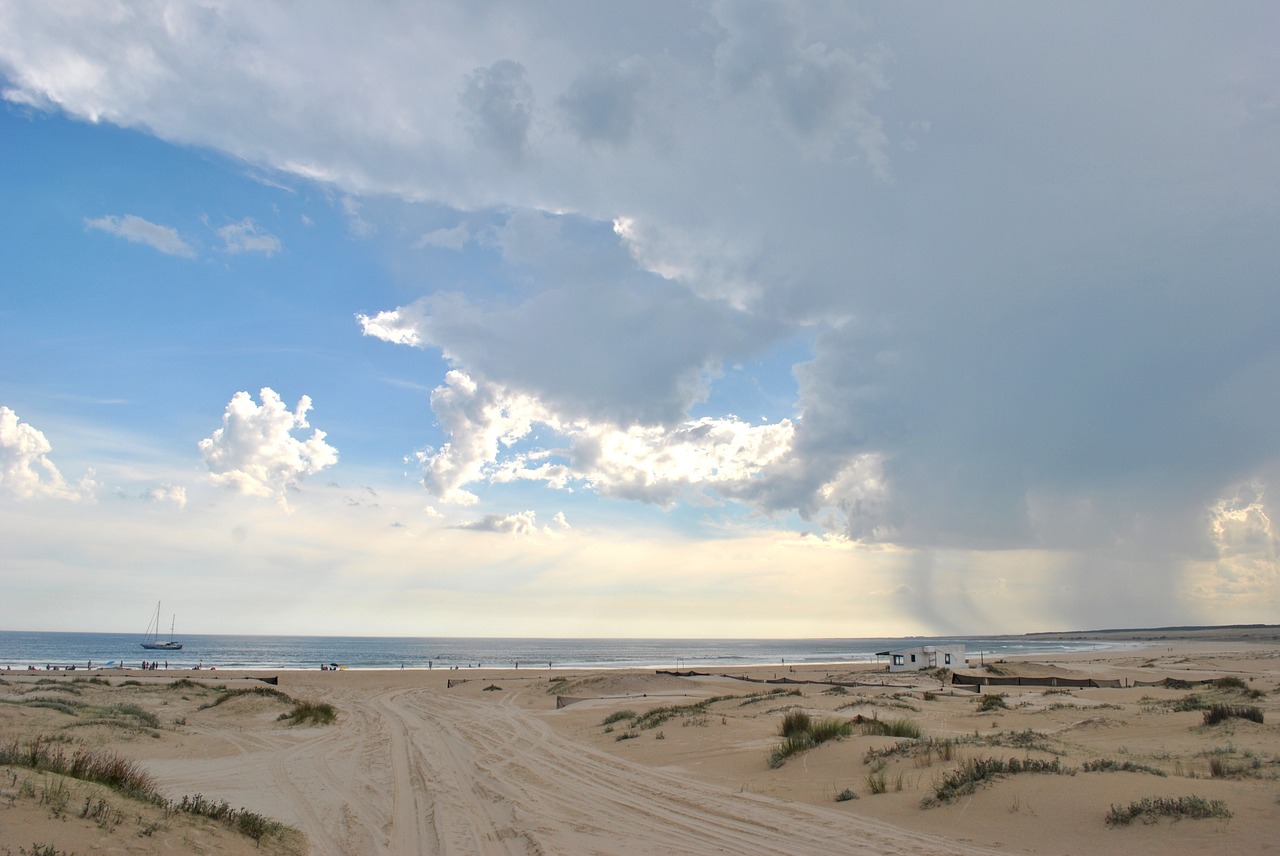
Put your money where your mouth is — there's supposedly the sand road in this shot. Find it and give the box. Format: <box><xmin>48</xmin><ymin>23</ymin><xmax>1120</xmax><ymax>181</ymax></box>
<box><xmin>145</xmin><ymin>677</ymin><xmax>997</xmax><ymax>856</ymax></box>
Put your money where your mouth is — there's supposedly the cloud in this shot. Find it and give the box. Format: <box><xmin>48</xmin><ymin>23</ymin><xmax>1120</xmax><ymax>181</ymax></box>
<box><xmin>558</xmin><ymin>58</ymin><xmax>650</xmax><ymax>146</ymax></box>
<box><xmin>409</xmin><ymin>370</ymin><xmax>550</xmax><ymax>505</ymax></box>
<box><xmin>198</xmin><ymin>389</ymin><xmax>338</xmax><ymax>508</ymax></box>
<box><xmin>0</xmin><ymin>406</ymin><xmax>82</xmax><ymax>501</ymax></box>
<box><xmin>84</xmin><ymin>214</ymin><xmax>195</xmax><ymax>258</ymax></box>
<box><xmin>357</xmin><ymin>306</ymin><xmax>424</xmax><ymax>347</ymax></box>
<box><xmin>142</xmin><ymin>484</ymin><xmax>187</xmax><ymax>508</ymax></box>
<box><xmin>409</xmin><ymin>371</ymin><xmax>795</xmax><ymax>509</ymax></box>
<box><xmin>4</xmin><ymin>3</ymin><xmax>1280</xmax><ymax>630</ymax></box>
<box><xmin>341</xmin><ymin>196</ymin><xmax>375</xmax><ymax>238</ymax></box>
<box><xmin>360</xmin><ymin>210</ymin><xmax>788</xmax><ymax>427</ymax></box>
<box><xmin>711</xmin><ymin>1</ymin><xmax>890</xmax><ymax>174</ymax></box>
<box><xmin>216</xmin><ymin>217</ymin><xmax>281</xmax><ymax>255</ymax></box>
<box><xmin>453</xmin><ymin>508</ymin><xmax>571</xmax><ymax>536</ymax></box>
<box><xmin>454</xmin><ymin>510</ymin><xmax>540</xmax><ymax>535</ymax></box>
<box><xmin>459</xmin><ymin>59</ymin><xmax>534</xmax><ymax>163</ymax></box>
<box><xmin>415</xmin><ymin>222</ymin><xmax>470</xmax><ymax>251</ymax></box>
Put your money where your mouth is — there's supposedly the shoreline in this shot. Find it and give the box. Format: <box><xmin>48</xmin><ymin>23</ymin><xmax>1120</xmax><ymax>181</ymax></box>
<box><xmin>3</xmin><ymin>635</ymin><xmax>1278</xmax><ymax>854</ymax></box>
<box><xmin>8</xmin><ymin>625</ymin><xmax>1250</xmax><ymax>673</ymax></box>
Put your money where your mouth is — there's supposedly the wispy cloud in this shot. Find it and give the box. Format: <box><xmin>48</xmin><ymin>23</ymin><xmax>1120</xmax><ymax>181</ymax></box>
<box><xmin>84</xmin><ymin>214</ymin><xmax>195</xmax><ymax>258</ymax></box>
<box><xmin>215</xmin><ymin>217</ymin><xmax>282</xmax><ymax>255</ymax></box>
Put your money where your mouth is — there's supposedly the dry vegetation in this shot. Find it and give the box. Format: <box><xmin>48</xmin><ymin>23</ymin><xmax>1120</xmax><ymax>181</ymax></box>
<box><xmin>0</xmin><ymin>673</ymin><xmax>323</xmax><ymax>855</ymax></box>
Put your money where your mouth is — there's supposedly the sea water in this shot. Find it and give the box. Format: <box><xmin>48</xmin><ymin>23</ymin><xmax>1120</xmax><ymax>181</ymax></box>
<box><xmin>0</xmin><ymin>631</ymin><xmax>1119</xmax><ymax>671</ymax></box>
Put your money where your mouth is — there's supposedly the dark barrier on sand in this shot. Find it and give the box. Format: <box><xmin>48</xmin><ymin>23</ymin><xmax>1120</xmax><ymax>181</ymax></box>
<box><xmin>1131</xmin><ymin>677</ymin><xmax>1218</xmax><ymax>688</ymax></box>
<box><xmin>952</xmin><ymin>673</ymin><xmax>1123</xmax><ymax>689</ymax></box>
<box><xmin>657</xmin><ymin>671</ymin><xmax>930</xmax><ymax>689</ymax></box>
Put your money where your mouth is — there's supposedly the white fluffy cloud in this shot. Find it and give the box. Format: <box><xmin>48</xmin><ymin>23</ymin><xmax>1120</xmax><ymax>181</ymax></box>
<box><xmin>198</xmin><ymin>389</ymin><xmax>338</xmax><ymax>507</ymax></box>
<box><xmin>0</xmin><ymin>406</ymin><xmax>82</xmax><ymax>501</ymax></box>
<box><xmin>84</xmin><ymin>214</ymin><xmax>195</xmax><ymax>258</ymax></box>
<box><xmin>409</xmin><ymin>371</ymin><xmax>795</xmax><ymax>510</ymax></box>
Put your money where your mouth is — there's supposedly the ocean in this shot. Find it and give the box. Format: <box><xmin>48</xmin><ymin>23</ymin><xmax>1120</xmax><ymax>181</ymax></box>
<box><xmin>0</xmin><ymin>631</ymin><xmax>1120</xmax><ymax>672</ymax></box>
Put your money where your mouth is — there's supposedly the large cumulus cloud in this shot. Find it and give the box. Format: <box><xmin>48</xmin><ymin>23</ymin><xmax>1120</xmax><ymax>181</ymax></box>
<box><xmin>0</xmin><ymin>406</ymin><xmax>84</xmax><ymax>501</ymax></box>
<box><xmin>5</xmin><ymin>1</ymin><xmax>1280</xmax><ymax>621</ymax></box>
<box><xmin>199</xmin><ymin>389</ymin><xmax>338</xmax><ymax>508</ymax></box>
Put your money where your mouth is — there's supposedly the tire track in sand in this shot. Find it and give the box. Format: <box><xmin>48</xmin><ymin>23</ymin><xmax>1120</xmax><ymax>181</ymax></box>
<box><xmin>155</xmin><ymin>680</ymin><xmax>1002</xmax><ymax>856</ymax></box>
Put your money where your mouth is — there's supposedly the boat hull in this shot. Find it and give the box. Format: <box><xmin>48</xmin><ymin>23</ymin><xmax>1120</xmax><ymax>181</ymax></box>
<box><xmin>140</xmin><ymin>642</ymin><xmax>183</xmax><ymax>650</ymax></box>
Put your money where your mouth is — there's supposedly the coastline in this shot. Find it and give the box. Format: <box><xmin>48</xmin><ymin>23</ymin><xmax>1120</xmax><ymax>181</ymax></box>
<box><xmin>3</xmin><ymin>627</ymin><xmax>1279</xmax><ymax>854</ymax></box>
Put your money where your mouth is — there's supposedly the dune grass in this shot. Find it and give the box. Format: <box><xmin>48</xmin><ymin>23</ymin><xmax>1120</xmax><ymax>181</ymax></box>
<box><xmin>1082</xmin><ymin>758</ymin><xmax>1167</xmax><ymax>777</ymax></box>
<box><xmin>200</xmin><ymin>686</ymin><xmax>295</xmax><ymax>709</ymax></box>
<box><xmin>0</xmin><ymin>736</ymin><xmax>160</xmax><ymax>802</ymax></box>
<box><xmin>0</xmin><ymin>734</ymin><xmax>298</xmax><ymax>844</ymax></box>
<box><xmin>278</xmin><ymin>700</ymin><xmax>338</xmax><ymax>726</ymax></box>
<box><xmin>768</xmin><ymin>713</ymin><xmax>853</xmax><ymax>768</ymax></box>
<box><xmin>1202</xmin><ymin>704</ymin><xmax>1263</xmax><ymax>726</ymax></box>
<box><xmin>923</xmin><ymin>756</ymin><xmax>1071</xmax><ymax>806</ymax></box>
<box><xmin>602</xmin><ymin>710</ymin><xmax>637</xmax><ymax>726</ymax></box>
<box><xmin>977</xmin><ymin>693</ymin><xmax>1009</xmax><ymax>712</ymax></box>
<box><xmin>1105</xmin><ymin>795</ymin><xmax>1231</xmax><ymax>825</ymax></box>
<box><xmin>858</xmin><ymin>717</ymin><xmax>923</xmax><ymax>739</ymax></box>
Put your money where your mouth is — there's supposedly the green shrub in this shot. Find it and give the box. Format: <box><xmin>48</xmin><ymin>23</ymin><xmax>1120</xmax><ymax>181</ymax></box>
<box><xmin>1082</xmin><ymin>758</ymin><xmax>1167</xmax><ymax>776</ymax></box>
<box><xmin>808</xmin><ymin>717</ymin><xmax>853</xmax><ymax>742</ymax></box>
<box><xmin>835</xmin><ymin>788</ymin><xmax>858</xmax><ymax>802</ymax></box>
<box><xmin>602</xmin><ymin>709</ymin><xmax>637</xmax><ymax>726</ymax></box>
<box><xmin>768</xmin><ymin>734</ymin><xmax>815</xmax><ymax>768</ymax></box>
<box><xmin>202</xmin><ymin>686</ymin><xmax>294</xmax><ymax>709</ymax></box>
<box><xmin>1202</xmin><ymin>704</ymin><xmax>1263</xmax><ymax>726</ymax></box>
<box><xmin>859</xmin><ymin>717</ymin><xmax>923</xmax><ymax>739</ymax></box>
<box><xmin>0</xmin><ymin>737</ymin><xmax>161</xmax><ymax>803</ymax></box>
<box><xmin>1172</xmin><ymin>694</ymin><xmax>1206</xmax><ymax>712</ymax></box>
<box><xmin>925</xmin><ymin>756</ymin><xmax>1070</xmax><ymax>806</ymax></box>
<box><xmin>977</xmin><ymin>693</ymin><xmax>1009</xmax><ymax>712</ymax></box>
<box><xmin>1105</xmin><ymin>795</ymin><xmax>1231</xmax><ymax>825</ymax></box>
<box><xmin>768</xmin><ymin>715</ymin><xmax>851</xmax><ymax>767</ymax></box>
<box><xmin>278</xmin><ymin>700</ymin><xmax>337</xmax><ymax>726</ymax></box>
<box><xmin>779</xmin><ymin>710</ymin><xmax>812</xmax><ymax>738</ymax></box>
<box><xmin>1213</xmin><ymin>676</ymin><xmax>1248</xmax><ymax>691</ymax></box>
<box><xmin>100</xmin><ymin>702</ymin><xmax>160</xmax><ymax>729</ymax></box>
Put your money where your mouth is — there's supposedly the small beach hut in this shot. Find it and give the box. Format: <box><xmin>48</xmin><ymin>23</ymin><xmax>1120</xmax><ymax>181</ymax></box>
<box><xmin>876</xmin><ymin>644</ymin><xmax>965</xmax><ymax>673</ymax></box>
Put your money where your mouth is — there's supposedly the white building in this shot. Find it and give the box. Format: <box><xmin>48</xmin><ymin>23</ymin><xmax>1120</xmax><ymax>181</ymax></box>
<box><xmin>877</xmin><ymin>644</ymin><xmax>966</xmax><ymax>673</ymax></box>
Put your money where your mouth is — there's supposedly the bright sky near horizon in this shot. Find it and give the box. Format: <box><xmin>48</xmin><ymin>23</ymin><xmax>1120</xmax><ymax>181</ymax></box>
<box><xmin>1</xmin><ymin>2</ymin><xmax>1278</xmax><ymax>638</ymax></box>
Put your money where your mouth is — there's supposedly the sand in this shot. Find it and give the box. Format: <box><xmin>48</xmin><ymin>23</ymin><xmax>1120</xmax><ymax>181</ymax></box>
<box><xmin>3</xmin><ymin>632</ymin><xmax>1279</xmax><ymax>855</ymax></box>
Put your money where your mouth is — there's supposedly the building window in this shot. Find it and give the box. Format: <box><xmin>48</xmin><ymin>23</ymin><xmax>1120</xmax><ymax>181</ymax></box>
<box><xmin>892</xmin><ymin>655</ymin><xmax>903</xmax><ymax>666</ymax></box>
<box><xmin>945</xmin><ymin>654</ymin><xmax>952</xmax><ymax>665</ymax></box>
<box><xmin>910</xmin><ymin>654</ymin><xmax>916</xmax><ymax>663</ymax></box>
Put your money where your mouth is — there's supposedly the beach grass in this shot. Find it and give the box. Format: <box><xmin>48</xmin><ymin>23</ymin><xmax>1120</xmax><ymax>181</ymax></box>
<box><xmin>1105</xmin><ymin>795</ymin><xmax>1232</xmax><ymax>825</ymax></box>
<box><xmin>200</xmin><ymin>686</ymin><xmax>295</xmax><ymax>709</ymax></box>
<box><xmin>1081</xmin><ymin>758</ymin><xmax>1168</xmax><ymax>776</ymax></box>
<box><xmin>858</xmin><ymin>716</ymin><xmax>923</xmax><ymax>739</ymax></box>
<box><xmin>1202</xmin><ymin>704</ymin><xmax>1264</xmax><ymax>726</ymax></box>
<box><xmin>0</xmin><ymin>733</ymin><xmax>300</xmax><ymax>845</ymax></box>
<box><xmin>768</xmin><ymin>714</ymin><xmax>853</xmax><ymax>767</ymax></box>
<box><xmin>278</xmin><ymin>700</ymin><xmax>338</xmax><ymax>726</ymax></box>
<box><xmin>924</xmin><ymin>756</ymin><xmax>1072</xmax><ymax>807</ymax></box>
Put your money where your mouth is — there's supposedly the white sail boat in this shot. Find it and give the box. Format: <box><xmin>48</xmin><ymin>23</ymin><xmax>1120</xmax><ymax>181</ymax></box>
<box><xmin>140</xmin><ymin>602</ymin><xmax>183</xmax><ymax>650</ymax></box>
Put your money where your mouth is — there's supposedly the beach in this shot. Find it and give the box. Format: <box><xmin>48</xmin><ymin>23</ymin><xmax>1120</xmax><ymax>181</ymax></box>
<box><xmin>3</xmin><ymin>631</ymin><xmax>1278</xmax><ymax>855</ymax></box>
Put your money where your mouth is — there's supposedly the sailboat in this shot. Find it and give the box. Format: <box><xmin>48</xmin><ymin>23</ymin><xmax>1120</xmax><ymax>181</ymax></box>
<box><xmin>140</xmin><ymin>602</ymin><xmax>183</xmax><ymax>650</ymax></box>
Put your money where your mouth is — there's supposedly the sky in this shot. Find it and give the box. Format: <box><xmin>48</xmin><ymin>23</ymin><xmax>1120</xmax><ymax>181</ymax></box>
<box><xmin>1</xmin><ymin>2</ymin><xmax>1278</xmax><ymax>638</ymax></box>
